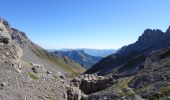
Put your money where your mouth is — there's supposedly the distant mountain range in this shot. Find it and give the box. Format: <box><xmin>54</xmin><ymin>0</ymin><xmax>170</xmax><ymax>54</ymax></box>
<box><xmin>85</xmin><ymin>26</ymin><xmax>170</xmax><ymax>76</ymax></box>
<box><xmin>50</xmin><ymin>48</ymin><xmax>117</xmax><ymax>57</ymax></box>
<box><xmin>51</xmin><ymin>50</ymin><xmax>102</xmax><ymax>69</ymax></box>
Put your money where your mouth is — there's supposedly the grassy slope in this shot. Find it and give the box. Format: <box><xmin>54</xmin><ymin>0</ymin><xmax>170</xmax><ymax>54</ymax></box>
<box><xmin>29</xmin><ymin>44</ymin><xmax>86</xmax><ymax>76</ymax></box>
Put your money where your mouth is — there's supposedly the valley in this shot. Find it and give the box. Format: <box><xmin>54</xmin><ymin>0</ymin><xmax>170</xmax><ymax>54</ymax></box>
<box><xmin>51</xmin><ymin>50</ymin><xmax>102</xmax><ymax>69</ymax></box>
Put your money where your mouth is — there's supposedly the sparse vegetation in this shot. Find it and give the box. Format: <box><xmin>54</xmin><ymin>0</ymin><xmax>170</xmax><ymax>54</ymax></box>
<box><xmin>117</xmin><ymin>81</ymin><xmax>128</xmax><ymax>89</ymax></box>
<box><xmin>101</xmin><ymin>77</ymin><xmax>136</xmax><ymax>99</ymax></box>
<box><xmin>48</xmin><ymin>94</ymin><xmax>56</xmax><ymax>100</ymax></box>
<box><xmin>118</xmin><ymin>92</ymin><xmax>135</xmax><ymax>97</ymax></box>
<box><xmin>160</xmin><ymin>85</ymin><xmax>170</xmax><ymax>97</ymax></box>
<box><xmin>27</xmin><ymin>72</ymin><xmax>39</xmax><ymax>80</ymax></box>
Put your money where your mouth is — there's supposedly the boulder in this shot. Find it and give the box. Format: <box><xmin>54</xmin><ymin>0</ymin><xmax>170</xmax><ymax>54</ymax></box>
<box><xmin>71</xmin><ymin>74</ymin><xmax>115</xmax><ymax>95</ymax></box>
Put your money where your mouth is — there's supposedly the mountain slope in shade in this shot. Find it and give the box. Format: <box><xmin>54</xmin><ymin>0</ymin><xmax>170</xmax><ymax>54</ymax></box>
<box><xmin>85</xmin><ymin>26</ymin><xmax>170</xmax><ymax>76</ymax></box>
<box><xmin>52</xmin><ymin>50</ymin><xmax>102</xmax><ymax>69</ymax></box>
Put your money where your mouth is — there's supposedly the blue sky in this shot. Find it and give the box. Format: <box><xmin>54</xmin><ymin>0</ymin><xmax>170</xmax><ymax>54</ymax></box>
<box><xmin>1</xmin><ymin>0</ymin><xmax>170</xmax><ymax>49</ymax></box>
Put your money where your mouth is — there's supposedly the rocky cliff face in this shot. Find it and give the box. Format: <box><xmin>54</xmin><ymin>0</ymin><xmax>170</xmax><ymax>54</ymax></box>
<box><xmin>85</xmin><ymin>26</ymin><xmax>170</xmax><ymax>76</ymax></box>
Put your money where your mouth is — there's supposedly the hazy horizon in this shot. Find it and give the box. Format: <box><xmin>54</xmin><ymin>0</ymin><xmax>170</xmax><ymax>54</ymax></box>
<box><xmin>1</xmin><ymin>0</ymin><xmax>170</xmax><ymax>49</ymax></box>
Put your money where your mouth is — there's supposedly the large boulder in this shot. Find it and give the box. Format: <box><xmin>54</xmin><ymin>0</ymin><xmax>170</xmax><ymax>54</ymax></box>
<box><xmin>71</xmin><ymin>74</ymin><xmax>115</xmax><ymax>95</ymax></box>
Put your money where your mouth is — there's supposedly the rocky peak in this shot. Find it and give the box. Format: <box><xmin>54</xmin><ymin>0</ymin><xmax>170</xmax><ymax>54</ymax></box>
<box><xmin>117</xmin><ymin>28</ymin><xmax>165</xmax><ymax>56</ymax></box>
<box><xmin>0</xmin><ymin>19</ymin><xmax>11</xmax><ymax>44</ymax></box>
<box><xmin>165</xmin><ymin>26</ymin><xmax>170</xmax><ymax>36</ymax></box>
<box><xmin>0</xmin><ymin>18</ymin><xmax>10</xmax><ymax>28</ymax></box>
<box><xmin>11</xmin><ymin>28</ymin><xmax>28</xmax><ymax>39</ymax></box>
<box><xmin>138</xmin><ymin>29</ymin><xmax>164</xmax><ymax>42</ymax></box>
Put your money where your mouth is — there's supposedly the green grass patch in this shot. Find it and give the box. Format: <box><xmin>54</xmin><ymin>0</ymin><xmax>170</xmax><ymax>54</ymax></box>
<box><xmin>48</xmin><ymin>94</ymin><xmax>55</xmax><ymax>100</ymax></box>
<box><xmin>117</xmin><ymin>82</ymin><xmax>128</xmax><ymax>89</ymax></box>
<box><xmin>118</xmin><ymin>92</ymin><xmax>135</xmax><ymax>97</ymax></box>
<box><xmin>27</xmin><ymin>72</ymin><xmax>39</xmax><ymax>80</ymax></box>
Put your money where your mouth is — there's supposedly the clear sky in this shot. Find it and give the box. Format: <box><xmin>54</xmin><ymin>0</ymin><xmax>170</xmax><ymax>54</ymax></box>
<box><xmin>1</xmin><ymin>0</ymin><xmax>170</xmax><ymax>49</ymax></box>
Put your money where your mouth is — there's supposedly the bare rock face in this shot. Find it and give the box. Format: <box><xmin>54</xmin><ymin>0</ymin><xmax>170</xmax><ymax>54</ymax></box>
<box><xmin>66</xmin><ymin>74</ymin><xmax>116</xmax><ymax>100</ymax></box>
<box><xmin>67</xmin><ymin>86</ymin><xmax>82</xmax><ymax>100</ymax></box>
<box><xmin>71</xmin><ymin>74</ymin><xmax>115</xmax><ymax>95</ymax></box>
<box><xmin>11</xmin><ymin>28</ymin><xmax>28</xmax><ymax>47</ymax></box>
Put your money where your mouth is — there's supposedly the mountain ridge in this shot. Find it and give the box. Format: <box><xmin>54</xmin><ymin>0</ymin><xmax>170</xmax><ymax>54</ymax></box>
<box><xmin>50</xmin><ymin>48</ymin><xmax>117</xmax><ymax>57</ymax></box>
<box><xmin>85</xmin><ymin>26</ymin><xmax>170</xmax><ymax>76</ymax></box>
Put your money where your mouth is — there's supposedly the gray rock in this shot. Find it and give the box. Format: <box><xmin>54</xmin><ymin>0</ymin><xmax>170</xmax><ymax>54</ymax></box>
<box><xmin>71</xmin><ymin>74</ymin><xmax>115</xmax><ymax>95</ymax></box>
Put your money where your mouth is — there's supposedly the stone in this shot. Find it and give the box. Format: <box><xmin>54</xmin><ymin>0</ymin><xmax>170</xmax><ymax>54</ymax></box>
<box><xmin>31</xmin><ymin>67</ymin><xmax>37</xmax><ymax>73</ymax></box>
<box><xmin>67</xmin><ymin>87</ymin><xmax>82</xmax><ymax>100</ymax></box>
<box><xmin>59</xmin><ymin>75</ymin><xmax>65</xmax><ymax>79</ymax></box>
<box><xmin>0</xmin><ymin>36</ymin><xmax>10</xmax><ymax>44</ymax></box>
<box><xmin>46</xmin><ymin>71</ymin><xmax>51</xmax><ymax>74</ymax></box>
<box><xmin>70</xmin><ymin>74</ymin><xmax>115</xmax><ymax>95</ymax></box>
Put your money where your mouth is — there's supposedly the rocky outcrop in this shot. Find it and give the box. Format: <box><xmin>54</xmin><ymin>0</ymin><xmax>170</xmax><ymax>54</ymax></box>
<box><xmin>71</xmin><ymin>74</ymin><xmax>115</xmax><ymax>95</ymax></box>
<box><xmin>66</xmin><ymin>74</ymin><xmax>117</xmax><ymax>100</ymax></box>
<box><xmin>11</xmin><ymin>28</ymin><xmax>28</xmax><ymax>47</ymax></box>
<box><xmin>66</xmin><ymin>86</ymin><xmax>82</xmax><ymax>100</ymax></box>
